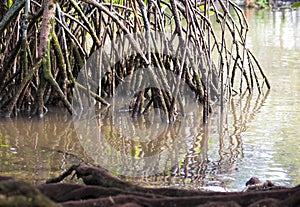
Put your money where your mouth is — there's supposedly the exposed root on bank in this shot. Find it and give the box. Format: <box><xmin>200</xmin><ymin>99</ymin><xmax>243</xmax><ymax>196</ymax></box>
<box><xmin>1</xmin><ymin>163</ymin><xmax>299</xmax><ymax>207</ymax></box>
<box><xmin>35</xmin><ymin>163</ymin><xmax>300</xmax><ymax>207</ymax></box>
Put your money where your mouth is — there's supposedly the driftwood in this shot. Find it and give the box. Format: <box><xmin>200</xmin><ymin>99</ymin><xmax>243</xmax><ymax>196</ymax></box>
<box><xmin>243</xmin><ymin>177</ymin><xmax>289</xmax><ymax>192</ymax></box>
<box><xmin>1</xmin><ymin>163</ymin><xmax>300</xmax><ymax>207</ymax></box>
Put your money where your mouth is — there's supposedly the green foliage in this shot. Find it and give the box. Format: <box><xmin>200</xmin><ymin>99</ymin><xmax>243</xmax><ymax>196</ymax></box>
<box><xmin>111</xmin><ymin>0</ymin><xmax>125</xmax><ymax>4</ymax></box>
<box><xmin>256</xmin><ymin>0</ymin><xmax>269</xmax><ymax>8</ymax></box>
<box><xmin>291</xmin><ymin>1</ymin><xmax>300</xmax><ymax>8</ymax></box>
<box><xmin>7</xmin><ymin>0</ymin><xmax>13</xmax><ymax>8</ymax></box>
<box><xmin>198</xmin><ymin>5</ymin><xmax>215</xmax><ymax>15</ymax></box>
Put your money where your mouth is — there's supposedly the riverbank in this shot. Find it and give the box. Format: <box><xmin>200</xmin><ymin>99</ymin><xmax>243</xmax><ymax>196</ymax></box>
<box><xmin>1</xmin><ymin>163</ymin><xmax>299</xmax><ymax>207</ymax></box>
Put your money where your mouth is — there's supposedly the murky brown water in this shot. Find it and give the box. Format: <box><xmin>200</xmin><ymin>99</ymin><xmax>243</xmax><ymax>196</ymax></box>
<box><xmin>0</xmin><ymin>110</ymin><xmax>87</xmax><ymax>184</ymax></box>
<box><xmin>0</xmin><ymin>8</ymin><xmax>299</xmax><ymax>191</ymax></box>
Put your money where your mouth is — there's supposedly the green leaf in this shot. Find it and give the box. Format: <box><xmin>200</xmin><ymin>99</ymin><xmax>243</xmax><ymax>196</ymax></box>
<box><xmin>291</xmin><ymin>2</ymin><xmax>300</xmax><ymax>8</ymax></box>
<box><xmin>198</xmin><ymin>5</ymin><xmax>215</xmax><ymax>15</ymax></box>
<box><xmin>7</xmin><ymin>0</ymin><xmax>13</xmax><ymax>8</ymax></box>
<box><xmin>198</xmin><ymin>5</ymin><xmax>205</xmax><ymax>10</ymax></box>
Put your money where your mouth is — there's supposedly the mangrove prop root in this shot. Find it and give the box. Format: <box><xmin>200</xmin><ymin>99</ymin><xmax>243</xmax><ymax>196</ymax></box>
<box><xmin>0</xmin><ymin>0</ymin><xmax>270</xmax><ymax>119</ymax></box>
<box><xmin>40</xmin><ymin>163</ymin><xmax>300</xmax><ymax>207</ymax></box>
<box><xmin>0</xmin><ymin>0</ymin><xmax>26</xmax><ymax>35</ymax></box>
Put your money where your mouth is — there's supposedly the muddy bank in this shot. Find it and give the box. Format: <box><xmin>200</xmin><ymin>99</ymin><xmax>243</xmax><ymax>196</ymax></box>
<box><xmin>1</xmin><ymin>163</ymin><xmax>299</xmax><ymax>207</ymax></box>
